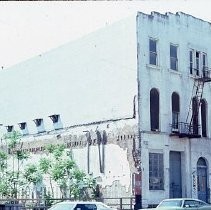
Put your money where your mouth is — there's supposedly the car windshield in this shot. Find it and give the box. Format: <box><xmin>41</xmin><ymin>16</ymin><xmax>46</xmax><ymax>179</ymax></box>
<box><xmin>158</xmin><ymin>200</ymin><xmax>182</xmax><ymax>207</ymax></box>
<box><xmin>97</xmin><ymin>203</ymin><xmax>110</xmax><ymax>209</ymax></box>
<box><xmin>49</xmin><ymin>203</ymin><xmax>75</xmax><ymax>210</ymax></box>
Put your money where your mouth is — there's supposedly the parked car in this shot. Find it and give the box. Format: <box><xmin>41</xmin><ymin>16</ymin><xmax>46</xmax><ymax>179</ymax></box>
<box><xmin>154</xmin><ymin>198</ymin><xmax>211</xmax><ymax>209</ymax></box>
<box><xmin>48</xmin><ymin>201</ymin><xmax>118</xmax><ymax>210</ymax></box>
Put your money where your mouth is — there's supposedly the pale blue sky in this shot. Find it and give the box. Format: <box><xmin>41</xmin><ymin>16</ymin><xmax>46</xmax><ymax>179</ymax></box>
<box><xmin>0</xmin><ymin>0</ymin><xmax>210</xmax><ymax>68</ymax></box>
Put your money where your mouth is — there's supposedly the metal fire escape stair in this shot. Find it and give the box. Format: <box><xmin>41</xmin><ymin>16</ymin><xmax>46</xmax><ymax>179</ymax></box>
<box><xmin>185</xmin><ymin>79</ymin><xmax>204</xmax><ymax>138</ymax></box>
<box><xmin>170</xmin><ymin>67</ymin><xmax>211</xmax><ymax>138</ymax></box>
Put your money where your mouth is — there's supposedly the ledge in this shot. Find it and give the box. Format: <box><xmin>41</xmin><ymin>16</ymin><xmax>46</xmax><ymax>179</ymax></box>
<box><xmin>146</xmin><ymin>64</ymin><xmax>161</xmax><ymax>71</ymax></box>
<box><xmin>168</xmin><ymin>68</ymin><xmax>182</xmax><ymax>77</ymax></box>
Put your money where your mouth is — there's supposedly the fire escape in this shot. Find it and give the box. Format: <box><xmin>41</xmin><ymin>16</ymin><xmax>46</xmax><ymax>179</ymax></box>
<box><xmin>170</xmin><ymin>67</ymin><xmax>211</xmax><ymax>138</ymax></box>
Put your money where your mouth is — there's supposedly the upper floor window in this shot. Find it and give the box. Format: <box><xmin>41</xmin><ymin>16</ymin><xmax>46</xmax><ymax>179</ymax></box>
<box><xmin>172</xmin><ymin>92</ymin><xmax>180</xmax><ymax>131</ymax></box>
<box><xmin>192</xmin><ymin>97</ymin><xmax>199</xmax><ymax>135</ymax></box>
<box><xmin>149</xmin><ymin>38</ymin><xmax>157</xmax><ymax>65</ymax></box>
<box><xmin>170</xmin><ymin>44</ymin><xmax>178</xmax><ymax>70</ymax></box>
<box><xmin>189</xmin><ymin>49</ymin><xmax>207</xmax><ymax>76</ymax></box>
<box><xmin>189</xmin><ymin>50</ymin><xmax>194</xmax><ymax>74</ymax></box>
<box><xmin>150</xmin><ymin>88</ymin><xmax>159</xmax><ymax>131</ymax></box>
<box><xmin>201</xmin><ymin>99</ymin><xmax>207</xmax><ymax>137</ymax></box>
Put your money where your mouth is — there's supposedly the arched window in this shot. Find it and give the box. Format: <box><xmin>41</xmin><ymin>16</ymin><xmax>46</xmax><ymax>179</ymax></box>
<box><xmin>192</xmin><ymin>97</ymin><xmax>199</xmax><ymax>135</ymax></box>
<box><xmin>197</xmin><ymin>157</ymin><xmax>208</xmax><ymax>202</ymax></box>
<box><xmin>150</xmin><ymin>88</ymin><xmax>159</xmax><ymax>131</ymax></box>
<box><xmin>197</xmin><ymin>157</ymin><xmax>206</xmax><ymax>166</ymax></box>
<box><xmin>172</xmin><ymin>92</ymin><xmax>180</xmax><ymax>130</ymax></box>
<box><xmin>201</xmin><ymin>99</ymin><xmax>207</xmax><ymax>137</ymax></box>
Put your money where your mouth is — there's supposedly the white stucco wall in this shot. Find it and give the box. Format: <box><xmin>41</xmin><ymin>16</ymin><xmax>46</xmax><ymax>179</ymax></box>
<box><xmin>0</xmin><ymin>15</ymin><xmax>137</xmax><ymax>135</ymax></box>
<box><xmin>137</xmin><ymin>12</ymin><xmax>211</xmax><ymax>205</ymax></box>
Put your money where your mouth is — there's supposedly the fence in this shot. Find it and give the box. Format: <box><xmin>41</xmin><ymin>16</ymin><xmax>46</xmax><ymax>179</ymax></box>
<box><xmin>0</xmin><ymin>197</ymin><xmax>135</xmax><ymax>210</ymax></box>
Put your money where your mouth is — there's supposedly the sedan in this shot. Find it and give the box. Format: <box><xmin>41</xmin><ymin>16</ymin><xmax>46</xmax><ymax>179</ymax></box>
<box><xmin>155</xmin><ymin>198</ymin><xmax>211</xmax><ymax>209</ymax></box>
<box><xmin>48</xmin><ymin>201</ymin><xmax>118</xmax><ymax>210</ymax></box>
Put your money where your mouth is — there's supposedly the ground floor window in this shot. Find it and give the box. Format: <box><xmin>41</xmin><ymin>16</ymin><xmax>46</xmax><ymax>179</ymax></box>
<box><xmin>149</xmin><ymin>153</ymin><xmax>164</xmax><ymax>190</ymax></box>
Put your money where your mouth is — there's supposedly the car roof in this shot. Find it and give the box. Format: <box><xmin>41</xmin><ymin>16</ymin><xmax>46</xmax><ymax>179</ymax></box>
<box><xmin>162</xmin><ymin>198</ymin><xmax>183</xmax><ymax>200</ymax></box>
<box><xmin>56</xmin><ymin>201</ymin><xmax>104</xmax><ymax>204</ymax></box>
<box><xmin>161</xmin><ymin>198</ymin><xmax>206</xmax><ymax>202</ymax></box>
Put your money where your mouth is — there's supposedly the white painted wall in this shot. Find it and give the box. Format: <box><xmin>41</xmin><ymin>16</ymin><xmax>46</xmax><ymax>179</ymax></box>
<box><xmin>0</xmin><ymin>15</ymin><xmax>137</xmax><ymax>135</ymax></box>
<box><xmin>137</xmin><ymin>12</ymin><xmax>211</xmax><ymax>206</ymax></box>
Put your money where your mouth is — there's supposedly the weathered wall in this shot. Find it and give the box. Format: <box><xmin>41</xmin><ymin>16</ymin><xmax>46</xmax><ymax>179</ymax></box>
<box><xmin>137</xmin><ymin>12</ymin><xmax>211</xmax><ymax>206</ymax></box>
<box><xmin>4</xmin><ymin>119</ymin><xmax>138</xmax><ymax>198</ymax></box>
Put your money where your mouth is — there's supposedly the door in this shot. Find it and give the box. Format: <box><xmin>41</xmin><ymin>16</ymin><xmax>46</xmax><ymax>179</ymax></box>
<box><xmin>169</xmin><ymin>151</ymin><xmax>182</xmax><ymax>198</ymax></box>
<box><xmin>197</xmin><ymin>157</ymin><xmax>208</xmax><ymax>202</ymax></box>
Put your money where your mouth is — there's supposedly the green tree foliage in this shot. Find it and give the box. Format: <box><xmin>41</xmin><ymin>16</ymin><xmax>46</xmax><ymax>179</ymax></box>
<box><xmin>40</xmin><ymin>144</ymin><xmax>97</xmax><ymax>200</ymax></box>
<box><xmin>0</xmin><ymin>131</ymin><xmax>30</xmax><ymax>198</ymax></box>
<box><xmin>0</xmin><ymin>132</ymin><xmax>98</xmax><ymax>201</ymax></box>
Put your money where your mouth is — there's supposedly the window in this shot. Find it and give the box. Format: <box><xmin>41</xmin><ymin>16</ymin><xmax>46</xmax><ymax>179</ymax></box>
<box><xmin>74</xmin><ymin>204</ymin><xmax>97</xmax><ymax>210</ymax></box>
<box><xmin>170</xmin><ymin>44</ymin><xmax>178</xmax><ymax>70</ymax></box>
<box><xmin>192</xmin><ymin>97</ymin><xmax>199</xmax><ymax>135</ymax></box>
<box><xmin>202</xmin><ymin>53</ymin><xmax>207</xmax><ymax>71</ymax></box>
<box><xmin>196</xmin><ymin>51</ymin><xmax>200</xmax><ymax>75</ymax></box>
<box><xmin>189</xmin><ymin>49</ymin><xmax>208</xmax><ymax>76</ymax></box>
<box><xmin>172</xmin><ymin>92</ymin><xmax>180</xmax><ymax>131</ymax></box>
<box><xmin>149</xmin><ymin>38</ymin><xmax>157</xmax><ymax>65</ymax></box>
<box><xmin>201</xmin><ymin>99</ymin><xmax>207</xmax><ymax>137</ymax></box>
<box><xmin>189</xmin><ymin>50</ymin><xmax>194</xmax><ymax>74</ymax></box>
<box><xmin>149</xmin><ymin>153</ymin><xmax>164</xmax><ymax>190</ymax></box>
<box><xmin>202</xmin><ymin>53</ymin><xmax>208</xmax><ymax>77</ymax></box>
<box><xmin>150</xmin><ymin>88</ymin><xmax>159</xmax><ymax>131</ymax></box>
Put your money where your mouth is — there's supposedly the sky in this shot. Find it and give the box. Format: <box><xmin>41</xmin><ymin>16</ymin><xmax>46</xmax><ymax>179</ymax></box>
<box><xmin>0</xmin><ymin>0</ymin><xmax>211</xmax><ymax>69</ymax></box>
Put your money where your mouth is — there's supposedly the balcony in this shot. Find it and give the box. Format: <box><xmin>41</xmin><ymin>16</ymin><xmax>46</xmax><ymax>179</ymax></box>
<box><xmin>170</xmin><ymin>122</ymin><xmax>201</xmax><ymax>138</ymax></box>
<box><xmin>190</xmin><ymin>67</ymin><xmax>211</xmax><ymax>83</ymax></box>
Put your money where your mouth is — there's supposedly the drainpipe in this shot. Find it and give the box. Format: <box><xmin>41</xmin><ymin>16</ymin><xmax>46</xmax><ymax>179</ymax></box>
<box><xmin>134</xmin><ymin>14</ymin><xmax>142</xmax><ymax>210</ymax></box>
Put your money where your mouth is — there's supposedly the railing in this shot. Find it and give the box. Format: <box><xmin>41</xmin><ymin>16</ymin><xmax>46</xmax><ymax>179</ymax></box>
<box><xmin>190</xmin><ymin>67</ymin><xmax>211</xmax><ymax>82</ymax></box>
<box><xmin>170</xmin><ymin>122</ymin><xmax>201</xmax><ymax>138</ymax></box>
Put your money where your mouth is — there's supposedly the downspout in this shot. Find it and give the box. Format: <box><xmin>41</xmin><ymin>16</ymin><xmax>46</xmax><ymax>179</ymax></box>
<box><xmin>134</xmin><ymin>13</ymin><xmax>142</xmax><ymax>210</ymax></box>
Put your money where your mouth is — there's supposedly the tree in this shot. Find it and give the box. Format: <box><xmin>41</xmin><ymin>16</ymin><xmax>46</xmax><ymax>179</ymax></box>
<box><xmin>0</xmin><ymin>132</ymin><xmax>98</xmax><ymax>201</ymax></box>
<box><xmin>39</xmin><ymin>144</ymin><xmax>97</xmax><ymax>200</ymax></box>
<box><xmin>0</xmin><ymin>131</ymin><xmax>29</xmax><ymax>198</ymax></box>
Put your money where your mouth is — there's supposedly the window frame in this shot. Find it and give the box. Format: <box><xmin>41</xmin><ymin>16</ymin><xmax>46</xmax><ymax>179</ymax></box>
<box><xmin>170</xmin><ymin>44</ymin><xmax>178</xmax><ymax>71</ymax></box>
<box><xmin>149</xmin><ymin>38</ymin><xmax>158</xmax><ymax>66</ymax></box>
<box><xmin>171</xmin><ymin>92</ymin><xmax>180</xmax><ymax>131</ymax></box>
<box><xmin>149</xmin><ymin>152</ymin><xmax>164</xmax><ymax>190</ymax></box>
<box><xmin>150</xmin><ymin>88</ymin><xmax>160</xmax><ymax>131</ymax></box>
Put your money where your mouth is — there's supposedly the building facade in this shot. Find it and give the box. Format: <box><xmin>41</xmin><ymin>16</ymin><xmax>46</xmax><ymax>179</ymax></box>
<box><xmin>1</xmin><ymin>11</ymin><xmax>211</xmax><ymax>207</ymax></box>
<box><xmin>137</xmin><ymin>12</ymin><xmax>211</xmax><ymax>206</ymax></box>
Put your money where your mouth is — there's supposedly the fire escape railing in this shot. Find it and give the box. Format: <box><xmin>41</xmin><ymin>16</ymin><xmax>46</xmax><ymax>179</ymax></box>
<box><xmin>170</xmin><ymin>66</ymin><xmax>211</xmax><ymax>138</ymax></box>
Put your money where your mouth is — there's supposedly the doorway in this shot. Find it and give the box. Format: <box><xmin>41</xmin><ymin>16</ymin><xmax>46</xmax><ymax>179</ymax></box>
<box><xmin>169</xmin><ymin>151</ymin><xmax>182</xmax><ymax>198</ymax></box>
<box><xmin>197</xmin><ymin>157</ymin><xmax>208</xmax><ymax>202</ymax></box>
